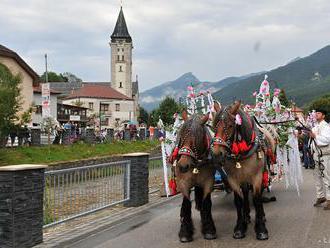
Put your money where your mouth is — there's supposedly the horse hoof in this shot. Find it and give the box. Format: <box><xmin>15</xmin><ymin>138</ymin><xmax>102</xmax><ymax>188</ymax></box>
<box><xmin>256</xmin><ymin>232</ymin><xmax>268</xmax><ymax>240</ymax></box>
<box><xmin>204</xmin><ymin>233</ymin><xmax>217</xmax><ymax>240</ymax></box>
<box><xmin>233</xmin><ymin>230</ymin><xmax>245</xmax><ymax>239</ymax></box>
<box><xmin>179</xmin><ymin>236</ymin><xmax>193</xmax><ymax>243</ymax></box>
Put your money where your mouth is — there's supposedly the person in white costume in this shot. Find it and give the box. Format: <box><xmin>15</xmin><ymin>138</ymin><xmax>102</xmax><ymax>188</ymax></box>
<box><xmin>309</xmin><ymin>108</ymin><xmax>330</xmax><ymax>210</ymax></box>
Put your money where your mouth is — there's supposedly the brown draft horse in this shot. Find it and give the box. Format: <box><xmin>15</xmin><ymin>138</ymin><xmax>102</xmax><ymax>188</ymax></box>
<box><xmin>173</xmin><ymin>111</ymin><xmax>216</xmax><ymax>242</ymax></box>
<box><xmin>211</xmin><ymin>101</ymin><xmax>275</xmax><ymax>240</ymax></box>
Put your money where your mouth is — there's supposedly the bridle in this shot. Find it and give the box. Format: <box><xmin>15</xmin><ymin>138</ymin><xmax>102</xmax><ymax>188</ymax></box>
<box><xmin>211</xmin><ymin>108</ymin><xmax>233</xmax><ymax>150</ymax></box>
<box><xmin>211</xmin><ymin>108</ymin><xmax>258</xmax><ymax>161</ymax></box>
<box><xmin>177</xmin><ymin>128</ymin><xmax>209</xmax><ymax>163</ymax></box>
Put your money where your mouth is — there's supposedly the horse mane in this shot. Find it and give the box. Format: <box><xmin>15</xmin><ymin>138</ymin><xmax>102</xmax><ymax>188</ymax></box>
<box><xmin>213</xmin><ymin>105</ymin><xmax>255</xmax><ymax>145</ymax></box>
<box><xmin>238</xmin><ymin>109</ymin><xmax>255</xmax><ymax>145</ymax></box>
<box><xmin>178</xmin><ymin>115</ymin><xmax>206</xmax><ymax>153</ymax></box>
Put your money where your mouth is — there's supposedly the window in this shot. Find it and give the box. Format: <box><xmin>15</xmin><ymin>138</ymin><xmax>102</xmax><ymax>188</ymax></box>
<box><xmin>122</xmin><ymin>48</ymin><xmax>124</xmax><ymax>52</ymax></box>
<box><xmin>122</xmin><ymin>55</ymin><xmax>124</xmax><ymax>60</ymax></box>
<box><xmin>115</xmin><ymin>104</ymin><xmax>120</xmax><ymax>111</ymax></box>
<box><xmin>100</xmin><ymin>103</ymin><xmax>109</xmax><ymax>112</ymax></box>
<box><xmin>89</xmin><ymin>102</ymin><xmax>94</xmax><ymax>110</ymax></box>
<box><xmin>119</xmin><ymin>82</ymin><xmax>123</xmax><ymax>88</ymax></box>
<box><xmin>117</xmin><ymin>55</ymin><xmax>120</xmax><ymax>61</ymax></box>
<box><xmin>117</xmin><ymin>48</ymin><xmax>120</xmax><ymax>52</ymax></box>
<box><xmin>119</xmin><ymin>66</ymin><xmax>123</xmax><ymax>72</ymax></box>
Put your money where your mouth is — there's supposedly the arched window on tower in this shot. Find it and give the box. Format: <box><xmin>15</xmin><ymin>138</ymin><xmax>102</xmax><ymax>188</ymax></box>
<box><xmin>119</xmin><ymin>66</ymin><xmax>123</xmax><ymax>72</ymax></box>
<box><xmin>119</xmin><ymin>82</ymin><xmax>123</xmax><ymax>88</ymax></box>
<box><xmin>117</xmin><ymin>55</ymin><xmax>120</xmax><ymax>61</ymax></box>
<box><xmin>122</xmin><ymin>55</ymin><xmax>124</xmax><ymax>61</ymax></box>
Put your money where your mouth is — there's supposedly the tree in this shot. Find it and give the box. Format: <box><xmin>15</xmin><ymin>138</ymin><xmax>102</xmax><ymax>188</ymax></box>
<box><xmin>62</xmin><ymin>72</ymin><xmax>82</xmax><ymax>83</ymax></box>
<box><xmin>138</xmin><ymin>107</ymin><xmax>149</xmax><ymax>124</ymax></box>
<box><xmin>157</xmin><ymin>96</ymin><xmax>181</xmax><ymax>126</ymax></box>
<box><xmin>41</xmin><ymin>71</ymin><xmax>82</xmax><ymax>83</ymax></box>
<box><xmin>19</xmin><ymin>106</ymin><xmax>33</xmax><ymax>126</ymax></box>
<box><xmin>309</xmin><ymin>94</ymin><xmax>330</xmax><ymax>122</ymax></box>
<box><xmin>278</xmin><ymin>89</ymin><xmax>291</xmax><ymax>107</ymax></box>
<box><xmin>41</xmin><ymin>71</ymin><xmax>67</xmax><ymax>82</ymax></box>
<box><xmin>0</xmin><ymin>63</ymin><xmax>22</xmax><ymax>146</ymax></box>
<box><xmin>148</xmin><ymin>109</ymin><xmax>159</xmax><ymax>127</ymax></box>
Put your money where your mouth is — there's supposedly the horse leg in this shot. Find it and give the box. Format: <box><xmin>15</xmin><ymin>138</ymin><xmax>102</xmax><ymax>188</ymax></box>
<box><xmin>260</xmin><ymin>186</ymin><xmax>267</xmax><ymax>222</ymax></box>
<box><xmin>242</xmin><ymin>183</ymin><xmax>251</xmax><ymax>224</ymax></box>
<box><xmin>200</xmin><ymin>192</ymin><xmax>217</xmax><ymax>240</ymax></box>
<box><xmin>179</xmin><ymin>195</ymin><xmax>194</xmax><ymax>242</ymax></box>
<box><xmin>233</xmin><ymin>192</ymin><xmax>247</xmax><ymax>239</ymax></box>
<box><xmin>194</xmin><ymin>186</ymin><xmax>203</xmax><ymax>211</ymax></box>
<box><xmin>253</xmin><ymin>190</ymin><xmax>268</xmax><ymax>240</ymax></box>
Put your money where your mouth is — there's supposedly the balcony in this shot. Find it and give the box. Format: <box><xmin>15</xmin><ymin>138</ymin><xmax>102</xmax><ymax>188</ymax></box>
<box><xmin>100</xmin><ymin>111</ymin><xmax>112</xmax><ymax>117</ymax></box>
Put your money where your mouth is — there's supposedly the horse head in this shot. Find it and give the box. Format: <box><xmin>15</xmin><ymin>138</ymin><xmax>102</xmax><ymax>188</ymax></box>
<box><xmin>212</xmin><ymin>101</ymin><xmax>241</xmax><ymax>162</ymax></box>
<box><xmin>176</xmin><ymin>110</ymin><xmax>209</xmax><ymax>173</ymax></box>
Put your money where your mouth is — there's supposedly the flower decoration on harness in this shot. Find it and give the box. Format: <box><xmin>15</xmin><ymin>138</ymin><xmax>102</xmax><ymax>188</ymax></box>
<box><xmin>235</xmin><ymin>114</ymin><xmax>242</xmax><ymax>126</ymax></box>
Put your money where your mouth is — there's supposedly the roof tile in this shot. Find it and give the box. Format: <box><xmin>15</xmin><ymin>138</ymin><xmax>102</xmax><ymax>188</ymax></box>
<box><xmin>65</xmin><ymin>85</ymin><xmax>132</xmax><ymax>100</ymax></box>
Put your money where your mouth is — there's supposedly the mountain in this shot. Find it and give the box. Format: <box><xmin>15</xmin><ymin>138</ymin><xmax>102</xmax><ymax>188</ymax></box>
<box><xmin>140</xmin><ymin>72</ymin><xmax>199</xmax><ymax>111</ymax></box>
<box><xmin>140</xmin><ymin>72</ymin><xmax>263</xmax><ymax>111</ymax></box>
<box><xmin>213</xmin><ymin>45</ymin><xmax>330</xmax><ymax>106</ymax></box>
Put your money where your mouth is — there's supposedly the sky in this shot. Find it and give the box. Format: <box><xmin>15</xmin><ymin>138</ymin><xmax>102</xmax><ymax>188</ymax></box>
<box><xmin>1</xmin><ymin>0</ymin><xmax>330</xmax><ymax>91</ymax></box>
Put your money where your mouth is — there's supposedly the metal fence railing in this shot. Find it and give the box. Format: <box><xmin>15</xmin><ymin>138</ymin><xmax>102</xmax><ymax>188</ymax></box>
<box><xmin>43</xmin><ymin>160</ymin><xmax>130</xmax><ymax>227</ymax></box>
<box><xmin>148</xmin><ymin>156</ymin><xmax>167</xmax><ymax>193</ymax></box>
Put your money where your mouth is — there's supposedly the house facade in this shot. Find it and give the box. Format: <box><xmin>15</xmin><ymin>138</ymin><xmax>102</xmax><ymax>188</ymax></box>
<box><xmin>0</xmin><ymin>45</ymin><xmax>39</xmax><ymax>119</ymax></box>
<box><xmin>32</xmin><ymin>86</ymin><xmax>59</xmax><ymax>125</ymax></box>
<box><xmin>63</xmin><ymin>84</ymin><xmax>134</xmax><ymax>127</ymax></box>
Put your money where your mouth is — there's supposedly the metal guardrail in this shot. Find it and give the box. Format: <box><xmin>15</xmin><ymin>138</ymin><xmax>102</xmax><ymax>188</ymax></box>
<box><xmin>43</xmin><ymin>156</ymin><xmax>165</xmax><ymax>227</ymax></box>
<box><xmin>43</xmin><ymin>160</ymin><xmax>130</xmax><ymax>227</ymax></box>
<box><xmin>148</xmin><ymin>156</ymin><xmax>166</xmax><ymax>194</ymax></box>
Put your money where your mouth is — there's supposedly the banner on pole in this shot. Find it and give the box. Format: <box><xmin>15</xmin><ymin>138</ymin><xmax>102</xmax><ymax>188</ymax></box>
<box><xmin>42</xmin><ymin>83</ymin><xmax>51</xmax><ymax>118</ymax></box>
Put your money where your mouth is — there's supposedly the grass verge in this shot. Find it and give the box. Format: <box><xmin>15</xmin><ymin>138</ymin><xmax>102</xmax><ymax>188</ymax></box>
<box><xmin>0</xmin><ymin>140</ymin><xmax>160</xmax><ymax>166</ymax></box>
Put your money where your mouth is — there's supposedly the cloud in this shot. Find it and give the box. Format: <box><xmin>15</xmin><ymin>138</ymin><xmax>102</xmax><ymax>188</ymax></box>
<box><xmin>1</xmin><ymin>0</ymin><xmax>330</xmax><ymax>92</ymax></box>
<box><xmin>140</xmin><ymin>96</ymin><xmax>158</xmax><ymax>104</ymax></box>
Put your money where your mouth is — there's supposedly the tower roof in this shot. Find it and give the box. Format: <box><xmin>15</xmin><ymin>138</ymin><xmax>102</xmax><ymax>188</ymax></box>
<box><xmin>111</xmin><ymin>7</ymin><xmax>132</xmax><ymax>42</ymax></box>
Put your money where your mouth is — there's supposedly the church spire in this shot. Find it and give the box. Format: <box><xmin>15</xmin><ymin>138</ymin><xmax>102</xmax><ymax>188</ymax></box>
<box><xmin>111</xmin><ymin>6</ymin><xmax>131</xmax><ymax>42</ymax></box>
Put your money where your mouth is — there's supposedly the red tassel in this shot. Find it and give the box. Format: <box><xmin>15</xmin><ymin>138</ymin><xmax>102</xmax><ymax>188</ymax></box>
<box><xmin>169</xmin><ymin>147</ymin><xmax>179</xmax><ymax>163</ymax></box>
<box><xmin>231</xmin><ymin>142</ymin><xmax>239</xmax><ymax>155</ymax></box>
<box><xmin>267</xmin><ymin>148</ymin><xmax>276</xmax><ymax>164</ymax></box>
<box><xmin>169</xmin><ymin>178</ymin><xmax>177</xmax><ymax>195</ymax></box>
<box><xmin>263</xmin><ymin>171</ymin><xmax>269</xmax><ymax>188</ymax></box>
<box><xmin>238</xmin><ymin>140</ymin><xmax>249</xmax><ymax>153</ymax></box>
<box><xmin>173</xmin><ymin>147</ymin><xmax>179</xmax><ymax>158</ymax></box>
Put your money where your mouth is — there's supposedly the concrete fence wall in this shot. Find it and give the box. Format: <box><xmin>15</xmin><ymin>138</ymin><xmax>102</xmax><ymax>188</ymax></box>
<box><xmin>0</xmin><ymin>164</ymin><xmax>47</xmax><ymax>248</ymax></box>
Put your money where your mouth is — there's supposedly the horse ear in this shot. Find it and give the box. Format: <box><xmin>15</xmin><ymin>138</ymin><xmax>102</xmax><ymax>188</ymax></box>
<box><xmin>200</xmin><ymin>114</ymin><xmax>209</xmax><ymax>125</ymax></box>
<box><xmin>182</xmin><ymin>109</ymin><xmax>188</xmax><ymax>121</ymax></box>
<box><xmin>230</xmin><ymin>100</ymin><xmax>241</xmax><ymax>115</ymax></box>
<box><xmin>214</xmin><ymin>101</ymin><xmax>222</xmax><ymax>112</ymax></box>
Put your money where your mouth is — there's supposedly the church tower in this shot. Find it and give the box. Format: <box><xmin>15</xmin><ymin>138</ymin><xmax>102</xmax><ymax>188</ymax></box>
<box><xmin>110</xmin><ymin>6</ymin><xmax>133</xmax><ymax>98</ymax></box>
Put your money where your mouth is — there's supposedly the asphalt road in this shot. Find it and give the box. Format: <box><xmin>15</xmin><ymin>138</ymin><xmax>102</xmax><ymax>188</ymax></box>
<box><xmin>69</xmin><ymin>169</ymin><xmax>330</xmax><ymax>248</ymax></box>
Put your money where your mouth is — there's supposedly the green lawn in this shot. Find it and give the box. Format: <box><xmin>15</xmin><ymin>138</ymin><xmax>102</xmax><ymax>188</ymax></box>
<box><xmin>0</xmin><ymin>140</ymin><xmax>160</xmax><ymax>166</ymax></box>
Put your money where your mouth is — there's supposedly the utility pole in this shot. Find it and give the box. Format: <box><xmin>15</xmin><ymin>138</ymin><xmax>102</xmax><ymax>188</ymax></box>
<box><xmin>99</xmin><ymin>102</ymin><xmax>102</xmax><ymax>131</ymax></box>
<box><xmin>45</xmin><ymin>54</ymin><xmax>48</xmax><ymax>83</ymax></box>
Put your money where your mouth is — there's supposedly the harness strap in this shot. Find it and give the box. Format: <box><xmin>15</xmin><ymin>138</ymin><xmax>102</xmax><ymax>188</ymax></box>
<box><xmin>178</xmin><ymin>146</ymin><xmax>196</xmax><ymax>160</ymax></box>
